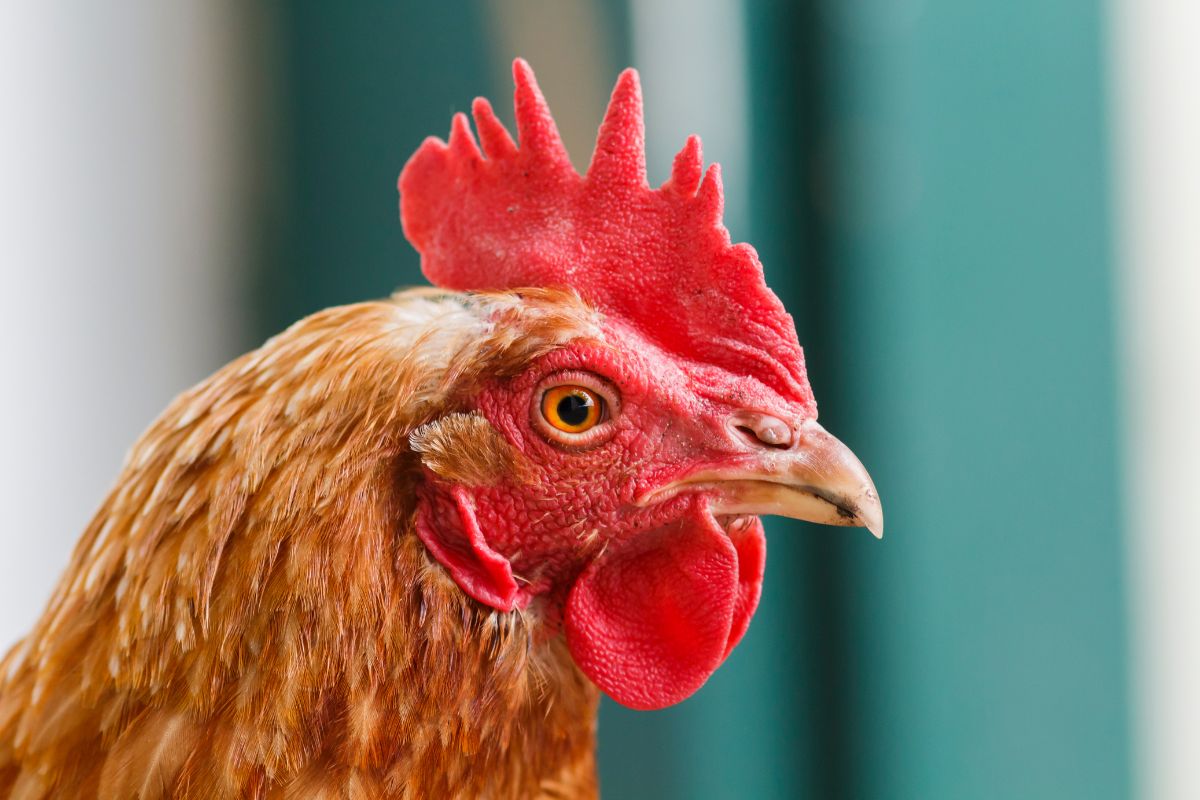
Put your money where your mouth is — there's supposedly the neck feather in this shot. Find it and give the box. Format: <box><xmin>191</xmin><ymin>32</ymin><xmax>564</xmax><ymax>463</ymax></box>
<box><xmin>0</xmin><ymin>290</ymin><xmax>602</xmax><ymax>797</ymax></box>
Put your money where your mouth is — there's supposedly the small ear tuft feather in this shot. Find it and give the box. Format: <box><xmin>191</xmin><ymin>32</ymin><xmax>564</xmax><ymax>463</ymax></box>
<box><xmin>409</xmin><ymin>412</ymin><xmax>530</xmax><ymax>487</ymax></box>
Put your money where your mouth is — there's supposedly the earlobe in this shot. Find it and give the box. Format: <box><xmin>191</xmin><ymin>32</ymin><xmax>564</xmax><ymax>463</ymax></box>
<box><xmin>414</xmin><ymin>483</ymin><xmax>524</xmax><ymax>612</ymax></box>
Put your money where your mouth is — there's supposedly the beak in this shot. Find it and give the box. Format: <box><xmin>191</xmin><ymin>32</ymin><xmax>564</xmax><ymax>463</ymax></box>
<box><xmin>641</xmin><ymin>420</ymin><xmax>884</xmax><ymax>538</ymax></box>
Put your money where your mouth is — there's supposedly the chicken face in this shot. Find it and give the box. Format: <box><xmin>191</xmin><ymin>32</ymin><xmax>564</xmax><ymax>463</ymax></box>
<box><xmin>412</xmin><ymin>319</ymin><xmax>880</xmax><ymax>710</ymax></box>
<box><xmin>400</xmin><ymin>60</ymin><xmax>882</xmax><ymax>708</ymax></box>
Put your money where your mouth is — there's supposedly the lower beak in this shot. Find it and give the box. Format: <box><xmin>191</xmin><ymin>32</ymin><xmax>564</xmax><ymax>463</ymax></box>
<box><xmin>644</xmin><ymin>421</ymin><xmax>884</xmax><ymax>538</ymax></box>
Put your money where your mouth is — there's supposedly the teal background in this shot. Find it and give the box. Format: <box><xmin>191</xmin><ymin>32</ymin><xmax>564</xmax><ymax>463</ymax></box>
<box><xmin>260</xmin><ymin>2</ymin><xmax>1129</xmax><ymax>797</ymax></box>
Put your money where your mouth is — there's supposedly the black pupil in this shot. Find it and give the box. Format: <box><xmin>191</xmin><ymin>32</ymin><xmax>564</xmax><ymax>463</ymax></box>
<box><xmin>556</xmin><ymin>392</ymin><xmax>594</xmax><ymax>426</ymax></box>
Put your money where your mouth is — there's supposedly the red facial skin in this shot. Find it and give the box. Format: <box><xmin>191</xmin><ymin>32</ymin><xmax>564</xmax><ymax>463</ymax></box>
<box><xmin>402</xmin><ymin>61</ymin><xmax>825</xmax><ymax>710</ymax></box>
<box><xmin>415</xmin><ymin>321</ymin><xmax>810</xmax><ymax>709</ymax></box>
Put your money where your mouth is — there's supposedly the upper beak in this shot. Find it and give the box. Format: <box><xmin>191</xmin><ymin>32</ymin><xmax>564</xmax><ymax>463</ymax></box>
<box><xmin>641</xmin><ymin>420</ymin><xmax>884</xmax><ymax>538</ymax></box>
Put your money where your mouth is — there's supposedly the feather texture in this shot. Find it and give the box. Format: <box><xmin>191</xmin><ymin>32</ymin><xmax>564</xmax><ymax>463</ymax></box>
<box><xmin>0</xmin><ymin>288</ymin><xmax>601</xmax><ymax>798</ymax></box>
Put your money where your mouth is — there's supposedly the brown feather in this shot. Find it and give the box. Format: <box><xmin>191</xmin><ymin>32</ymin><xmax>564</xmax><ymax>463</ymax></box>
<box><xmin>0</xmin><ymin>288</ymin><xmax>602</xmax><ymax>798</ymax></box>
<box><xmin>409</xmin><ymin>412</ymin><xmax>533</xmax><ymax>487</ymax></box>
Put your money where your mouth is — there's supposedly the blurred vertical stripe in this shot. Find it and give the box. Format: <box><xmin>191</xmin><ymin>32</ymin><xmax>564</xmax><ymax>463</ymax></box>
<box><xmin>255</xmin><ymin>4</ymin><xmax>490</xmax><ymax>338</ymax></box>
<box><xmin>816</xmin><ymin>1</ymin><xmax>1131</xmax><ymax>797</ymax></box>
<box><xmin>0</xmin><ymin>3</ymin><xmax>255</xmax><ymax>649</ymax></box>
<box><xmin>1111</xmin><ymin>1</ymin><xmax>1200</xmax><ymax>798</ymax></box>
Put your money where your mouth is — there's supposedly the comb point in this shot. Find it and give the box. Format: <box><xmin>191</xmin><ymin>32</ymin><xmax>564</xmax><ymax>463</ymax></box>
<box><xmin>587</xmin><ymin>68</ymin><xmax>647</xmax><ymax>187</ymax></box>
<box><xmin>664</xmin><ymin>135</ymin><xmax>704</xmax><ymax>195</ymax></box>
<box><xmin>471</xmin><ymin>97</ymin><xmax>517</xmax><ymax>160</ymax></box>
<box><xmin>512</xmin><ymin>58</ymin><xmax>569</xmax><ymax>168</ymax></box>
<box><xmin>448</xmin><ymin>113</ymin><xmax>482</xmax><ymax>163</ymax></box>
<box><xmin>696</xmin><ymin>163</ymin><xmax>725</xmax><ymax>221</ymax></box>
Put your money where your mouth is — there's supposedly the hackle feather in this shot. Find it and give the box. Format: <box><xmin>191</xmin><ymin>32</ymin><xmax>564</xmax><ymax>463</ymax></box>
<box><xmin>0</xmin><ymin>288</ymin><xmax>601</xmax><ymax>799</ymax></box>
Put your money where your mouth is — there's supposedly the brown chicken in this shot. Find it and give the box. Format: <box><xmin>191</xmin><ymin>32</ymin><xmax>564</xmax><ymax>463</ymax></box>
<box><xmin>0</xmin><ymin>61</ymin><xmax>881</xmax><ymax>798</ymax></box>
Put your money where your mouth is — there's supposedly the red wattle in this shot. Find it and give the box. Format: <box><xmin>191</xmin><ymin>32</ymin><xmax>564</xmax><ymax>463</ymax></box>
<box><xmin>564</xmin><ymin>508</ymin><xmax>765</xmax><ymax>710</ymax></box>
<box><xmin>723</xmin><ymin>518</ymin><xmax>766</xmax><ymax>658</ymax></box>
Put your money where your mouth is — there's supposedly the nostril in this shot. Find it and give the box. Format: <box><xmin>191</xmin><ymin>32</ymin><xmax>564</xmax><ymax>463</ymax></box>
<box><xmin>754</xmin><ymin>425</ymin><xmax>792</xmax><ymax>449</ymax></box>
<box><xmin>729</xmin><ymin>413</ymin><xmax>794</xmax><ymax>450</ymax></box>
<box><xmin>734</xmin><ymin>424</ymin><xmax>762</xmax><ymax>447</ymax></box>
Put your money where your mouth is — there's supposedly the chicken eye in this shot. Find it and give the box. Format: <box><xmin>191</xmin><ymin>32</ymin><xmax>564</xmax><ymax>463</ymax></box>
<box><xmin>541</xmin><ymin>385</ymin><xmax>603</xmax><ymax>433</ymax></box>
<box><xmin>531</xmin><ymin>371</ymin><xmax>620</xmax><ymax>448</ymax></box>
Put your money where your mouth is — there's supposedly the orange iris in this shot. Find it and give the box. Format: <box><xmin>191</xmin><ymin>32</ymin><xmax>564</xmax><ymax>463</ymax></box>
<box><xmin>541</xmin><ymin>385</ymin><xmax>603</xmax><ymax>433</ymax></box>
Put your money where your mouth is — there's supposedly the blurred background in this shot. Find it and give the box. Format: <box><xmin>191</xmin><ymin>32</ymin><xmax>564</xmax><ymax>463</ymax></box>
<box><xmin>0</xmin><ymin>1</ymin><xmax>1195</xmax><ymax>798</ymax></box>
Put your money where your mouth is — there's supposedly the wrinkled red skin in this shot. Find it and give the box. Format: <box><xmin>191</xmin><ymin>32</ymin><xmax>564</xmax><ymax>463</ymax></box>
<box><xmin>416</xmin><ymin>321</ymin><xmax>806</xmax><ymax>709</ymax></box>
<box><xmin>403</xmin><ymin>60</ymin><xmax>821</xmax><ymax>710</ymax></box>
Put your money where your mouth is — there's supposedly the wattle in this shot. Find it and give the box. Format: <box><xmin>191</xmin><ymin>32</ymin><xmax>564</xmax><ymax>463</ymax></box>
<box><xmin>563</xmin><ymin>506</ymin><xmax>766</xmax><ymax>710</ymax></box>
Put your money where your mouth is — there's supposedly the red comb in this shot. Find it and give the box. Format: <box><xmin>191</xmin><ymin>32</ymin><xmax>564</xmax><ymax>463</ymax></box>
<box><xmin>399</xmin><ymin>59</ymin><xmax>812</xmax><ymax>407</ymax></box>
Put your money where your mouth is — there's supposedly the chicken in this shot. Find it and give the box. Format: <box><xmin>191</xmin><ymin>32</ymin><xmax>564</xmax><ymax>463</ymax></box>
<box><xmin>0</xmin><ymin>60</ymin><xmax>881</xmax><ymax>799</ymax></box>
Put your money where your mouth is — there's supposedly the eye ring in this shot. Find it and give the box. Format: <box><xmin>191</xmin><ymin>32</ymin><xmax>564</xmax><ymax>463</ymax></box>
<box><xmin>532</xmin><ymin>371</ymin><xmax>620</xmax><ymax>448</ymax></box>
